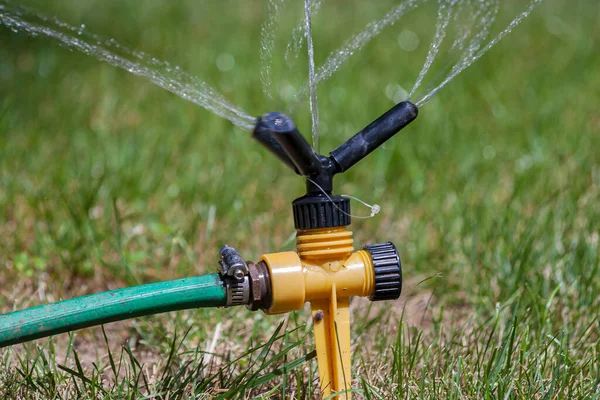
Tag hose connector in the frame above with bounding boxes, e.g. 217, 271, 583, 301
218, 245, 272, 309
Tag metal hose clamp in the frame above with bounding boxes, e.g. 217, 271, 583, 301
219, 245, 251, 307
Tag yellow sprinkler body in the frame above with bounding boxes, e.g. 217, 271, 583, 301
261, 227, 376, 397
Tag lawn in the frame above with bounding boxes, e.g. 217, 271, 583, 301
1, 0, 599, 398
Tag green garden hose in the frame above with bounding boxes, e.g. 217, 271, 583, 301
0, 273, 226, 348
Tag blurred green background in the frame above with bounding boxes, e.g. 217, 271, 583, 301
1, 0, 599, 397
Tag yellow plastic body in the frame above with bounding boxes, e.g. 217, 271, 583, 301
260, 227, 374, 399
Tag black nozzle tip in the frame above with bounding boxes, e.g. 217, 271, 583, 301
253, 111, 322, 177
401, 100, 419, 119
255, 112, 296, 134
382, 101, 419, 128
252, 113, 299, 173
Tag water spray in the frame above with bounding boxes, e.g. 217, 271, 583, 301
0, 102, 418, 398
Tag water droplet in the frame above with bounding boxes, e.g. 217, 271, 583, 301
483, 145, 496, 160
398, 30, 420, 52
167, 184, 180, 198
279, 83, 296, 102
385, 83, 407, 103
517, 155, 533, 172
216, 52, 235, 71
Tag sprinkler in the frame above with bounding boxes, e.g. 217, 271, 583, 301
250, 101, 418, 398
0, 101, 418, 399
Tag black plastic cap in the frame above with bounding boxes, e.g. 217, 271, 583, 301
292, 194, 351, 230
364, 242, 402, 301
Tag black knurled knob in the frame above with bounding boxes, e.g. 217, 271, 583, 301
364, 242, 402, 301
292, 194, 351, 230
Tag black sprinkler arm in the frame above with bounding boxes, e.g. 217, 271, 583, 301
253, 115, 299, 173
330, 101, 419, 173
254, 112, 322, 177
252, 101, 418, 193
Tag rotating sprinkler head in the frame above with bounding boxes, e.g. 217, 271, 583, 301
254, 101, 418, 194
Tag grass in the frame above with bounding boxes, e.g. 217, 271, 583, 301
1, 0, 599, 398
